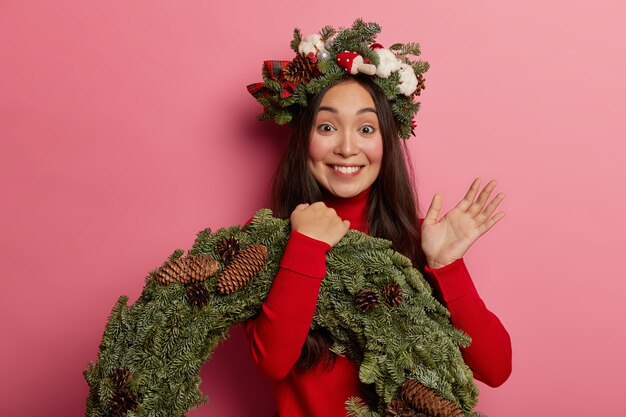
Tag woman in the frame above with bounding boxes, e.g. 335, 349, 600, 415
245, 21, 511, 417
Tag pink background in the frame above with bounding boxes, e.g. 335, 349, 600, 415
1, 1, 625, 416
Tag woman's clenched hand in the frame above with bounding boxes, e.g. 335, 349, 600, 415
290, 202, 350, 247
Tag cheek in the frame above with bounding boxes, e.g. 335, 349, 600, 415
373, 147, 384, 165
308, 135, 328, 163
364, 139, 384, 165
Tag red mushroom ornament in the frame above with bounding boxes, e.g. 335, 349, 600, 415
336, 51, 376, 75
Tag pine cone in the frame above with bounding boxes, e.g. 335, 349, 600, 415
216, 236, 240, 263
154, 255, 219, 285
217, 244, 268, 295
186, 282, 210, 308
186, 254, 219, 283
401, 380, 464, 417
283, 54, 315, 84
356, 288, 379, 313
154, 257, 187, 285
386, 398, 416, 417
383, 283, 403, 307
109, 386, 139, 416
109, 368, 132, 388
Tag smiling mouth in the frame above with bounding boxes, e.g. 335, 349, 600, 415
331, 165, 363, 174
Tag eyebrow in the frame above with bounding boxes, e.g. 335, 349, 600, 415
318, 106, 378, 115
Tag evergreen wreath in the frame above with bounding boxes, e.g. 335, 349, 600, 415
247, 19, 429, 140
84, 209, 482, 417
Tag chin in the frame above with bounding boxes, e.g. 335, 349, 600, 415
327, 186, 364, 198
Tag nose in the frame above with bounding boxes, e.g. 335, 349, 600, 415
334, 130, 358, 157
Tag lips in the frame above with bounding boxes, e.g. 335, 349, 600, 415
331, 165, 363, 175
333, 165, 363, 174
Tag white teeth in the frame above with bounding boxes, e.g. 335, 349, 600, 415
333, 165, 361, 174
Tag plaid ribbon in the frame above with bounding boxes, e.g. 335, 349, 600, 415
247, 60, 297, 99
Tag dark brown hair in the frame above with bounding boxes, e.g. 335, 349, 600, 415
271, 75, 427, 370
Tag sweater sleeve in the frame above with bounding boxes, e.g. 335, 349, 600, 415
244, 230, 331, 380
424, 259, 512, 387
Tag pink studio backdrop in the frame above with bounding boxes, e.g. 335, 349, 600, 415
1, 1, 625, 416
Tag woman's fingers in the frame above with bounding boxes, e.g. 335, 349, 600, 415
293, 203, 310, 211
467, 180, 498, 216
479, 211, 506, 234
457, 178, 481, 211
475, 192, 505, 223
423, 193, 443, 226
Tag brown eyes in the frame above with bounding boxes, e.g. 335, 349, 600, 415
318, 124, 335, 133
359, 125, 375, 134
316, 124, 376, 134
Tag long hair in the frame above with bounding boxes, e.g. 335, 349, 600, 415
271, 75, 427, 370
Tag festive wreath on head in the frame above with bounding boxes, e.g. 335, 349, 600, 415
84, 209, 483, 417
247, 19, 429, 140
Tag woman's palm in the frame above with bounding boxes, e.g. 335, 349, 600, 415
421, 178, 505, 269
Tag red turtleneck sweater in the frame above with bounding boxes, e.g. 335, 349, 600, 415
244, 189, 512, 417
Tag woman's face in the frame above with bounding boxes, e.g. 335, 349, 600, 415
307, 80, 383, 198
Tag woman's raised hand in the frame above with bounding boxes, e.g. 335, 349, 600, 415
290, 202, 350, 247
421, 178, 505, 269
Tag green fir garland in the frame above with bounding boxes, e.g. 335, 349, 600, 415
84, 209, 481, 417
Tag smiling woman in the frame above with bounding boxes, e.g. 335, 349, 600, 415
244, 19, 511, 417
82, 18, 510, 417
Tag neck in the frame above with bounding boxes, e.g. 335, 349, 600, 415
321, 188, 370, 233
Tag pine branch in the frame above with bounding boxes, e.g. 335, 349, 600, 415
274, 110, 292, 125
390, 42, 422, 57
264, 79, 282, 93
408, 62, 428, 76
168, 249, 184, 261
319, 25, 336, 42
306, 71, 344, 95
331, 20, 381, 53
290, 28, 302, 53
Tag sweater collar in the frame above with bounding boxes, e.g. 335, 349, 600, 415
321, 188, 370, 233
